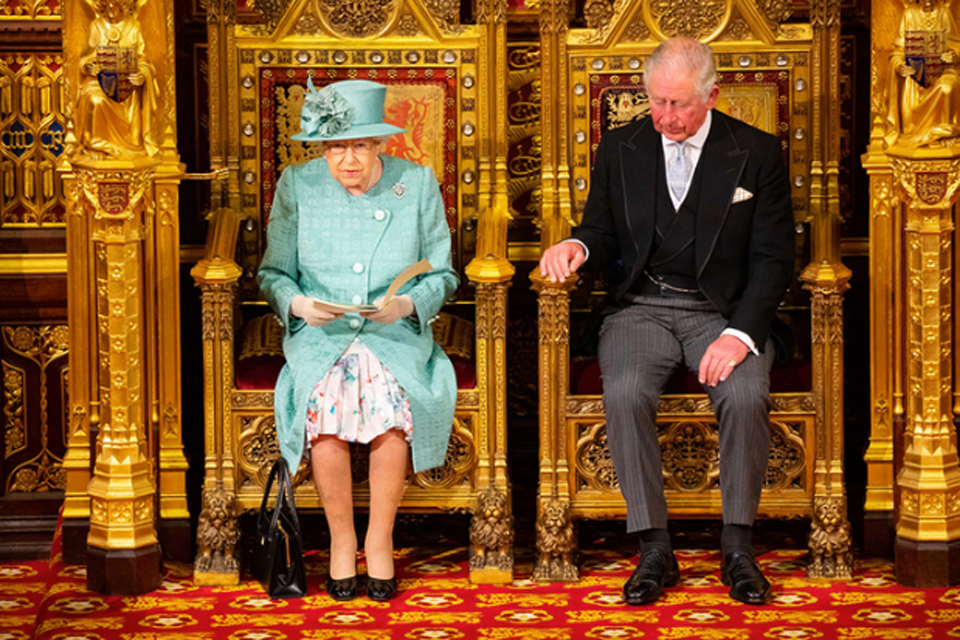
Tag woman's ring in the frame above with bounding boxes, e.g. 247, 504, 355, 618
727, 360, 737, 368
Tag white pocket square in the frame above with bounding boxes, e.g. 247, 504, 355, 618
731, 187, 754, 203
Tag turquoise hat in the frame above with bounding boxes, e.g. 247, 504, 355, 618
291, 78, 406, 142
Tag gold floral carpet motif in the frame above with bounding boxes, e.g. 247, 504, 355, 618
3, 523, 959, 639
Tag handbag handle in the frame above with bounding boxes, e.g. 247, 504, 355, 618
259, 458, 302, 542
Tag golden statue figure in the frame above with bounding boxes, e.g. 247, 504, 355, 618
885, 0, 960, 147
74, 0, 159, 158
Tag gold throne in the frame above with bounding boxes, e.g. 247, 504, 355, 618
531, 0, 853, 581
190, 0, 515, 585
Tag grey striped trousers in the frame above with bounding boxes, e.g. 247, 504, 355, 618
597, 295, 774, 532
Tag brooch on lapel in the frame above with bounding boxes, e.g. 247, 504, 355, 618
392, 182, 407, 199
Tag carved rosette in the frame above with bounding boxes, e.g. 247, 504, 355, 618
650, 0, 726, 40
660, 422, 720, 493
534, 497, 578, 582
807, 495, 853, 578
320, 0, 394, 38
469, 488, 514, 573
194, 486, 240, 581
583, 0, 614, 30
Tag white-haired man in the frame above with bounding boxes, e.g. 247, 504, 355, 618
540, 37, 794, 605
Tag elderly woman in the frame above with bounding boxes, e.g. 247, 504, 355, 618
257, 79, 459, 602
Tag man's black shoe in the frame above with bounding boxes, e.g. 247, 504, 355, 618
622, 548, 680, 605
720, 551, 771, 605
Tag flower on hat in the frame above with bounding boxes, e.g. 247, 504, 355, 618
299, 77, 355, 140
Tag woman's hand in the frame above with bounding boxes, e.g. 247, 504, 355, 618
290, 295, 343, 327
360, 295, 414, 324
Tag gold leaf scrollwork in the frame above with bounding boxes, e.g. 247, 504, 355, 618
320, 0, 394, 38
757, 0, 793, 24
660, 421, 720, 493
583, 0, 615, 30
424, 0, 462, 33
764, 420, 806, 490
717, 17, 755, 42
294, 12, 322, 36
415, 416, 477, 489
623, 15, 650, 42
576, 422, 618, 492
247, 0, 292, 30
3, 361, 25, 458
650, 0, 726, 40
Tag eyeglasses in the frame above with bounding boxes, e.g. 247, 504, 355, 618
324, 140, 379, 156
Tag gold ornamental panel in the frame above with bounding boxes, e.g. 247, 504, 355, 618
235, 406, 478, 493
2, 325, 68, 492
0, 52, 66, 227
0, 0, 60, 19
568, 400, 813, 500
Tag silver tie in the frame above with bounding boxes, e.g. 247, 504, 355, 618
667, 142, 691, 204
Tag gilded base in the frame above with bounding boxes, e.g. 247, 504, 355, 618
469, 567, 514, 585
194, 569, 241, 587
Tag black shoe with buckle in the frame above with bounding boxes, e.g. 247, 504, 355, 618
622, 548, 680, 605
366, 576, 398, 602
720, 551, 771, 605
326, 575, 358, 601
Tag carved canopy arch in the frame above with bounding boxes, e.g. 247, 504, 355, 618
574, 0, 795, 47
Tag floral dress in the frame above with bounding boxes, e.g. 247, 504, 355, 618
304, 338, 414, 446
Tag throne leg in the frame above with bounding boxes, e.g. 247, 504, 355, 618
468, 488, 514, 584
533, 497, 578, 582
193, 486, 240, 586
806, 495, 854, 579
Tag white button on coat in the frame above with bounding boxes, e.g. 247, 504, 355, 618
353, 262, 364, 273
349, 318, 361, 329
374, 210, 386, 221
352, 295, 363, 305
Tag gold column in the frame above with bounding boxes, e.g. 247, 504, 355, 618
191, 208, 242, 586
800, 0, 853, 578
891, 148, 960, 587
154, 133, 190, 553
861, 143, 899, 552
531, 272, 578, 582
72, 156, 162, 594
62, 0, 184, 589
464, 0, 515, 585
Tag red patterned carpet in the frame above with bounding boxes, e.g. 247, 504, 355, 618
3, 517, 960, 640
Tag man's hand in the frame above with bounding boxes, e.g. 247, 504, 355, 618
290, 295, 343, 327
698, 334, 750, 387
942, 50, 957, 65
539, 241, 586, 283
360, 295, 414, 324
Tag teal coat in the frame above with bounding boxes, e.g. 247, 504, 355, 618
257, 154, 459, 473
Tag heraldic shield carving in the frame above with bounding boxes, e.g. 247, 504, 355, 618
96, 43, 137, 103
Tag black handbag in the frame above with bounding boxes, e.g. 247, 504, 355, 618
251, 457, 307, 598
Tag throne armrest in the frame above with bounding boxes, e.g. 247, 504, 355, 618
190, 207, 243, 285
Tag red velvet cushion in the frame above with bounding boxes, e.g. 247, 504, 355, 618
572, 358, 811, 396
